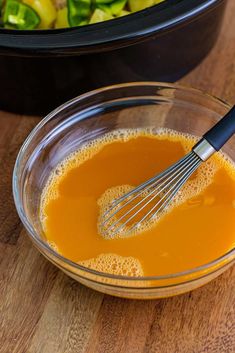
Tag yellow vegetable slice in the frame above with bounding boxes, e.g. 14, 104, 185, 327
128, 0, 164, 12
89, 8, 113, 24
118, 10, 130, 17
55, 7, 68, 28
23, 0, 57, 28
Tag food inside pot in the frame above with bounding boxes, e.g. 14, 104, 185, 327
0, 0, 165, 30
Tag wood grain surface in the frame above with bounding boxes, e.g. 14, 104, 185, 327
1, 1, 235, 352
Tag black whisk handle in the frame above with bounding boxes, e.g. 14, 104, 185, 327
203, 105, 235, 151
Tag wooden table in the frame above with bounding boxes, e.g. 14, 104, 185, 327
1, 2, 235, 352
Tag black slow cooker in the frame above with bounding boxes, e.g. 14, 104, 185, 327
0, 0, 227, 115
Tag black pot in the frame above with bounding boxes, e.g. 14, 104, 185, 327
0, 0, 227, 115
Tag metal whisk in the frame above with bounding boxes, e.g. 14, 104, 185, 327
102, 105, 235, 237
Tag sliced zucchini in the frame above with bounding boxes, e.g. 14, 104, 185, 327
97, 0, 127, 16
89, 8, 113, 24
55, 6, 68, 28
128, 0, 164, 12
23, 0, 56, 29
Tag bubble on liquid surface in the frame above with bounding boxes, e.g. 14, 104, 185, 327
40, 127, 235, 273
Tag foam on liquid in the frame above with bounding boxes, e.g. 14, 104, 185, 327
40, 128, 235, 276
79, 253, 144, 276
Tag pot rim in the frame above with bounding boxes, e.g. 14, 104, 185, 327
0, 0, 222, 54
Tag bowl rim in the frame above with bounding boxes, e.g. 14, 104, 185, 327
12, 81, 235, 283
0, 0, 222, 53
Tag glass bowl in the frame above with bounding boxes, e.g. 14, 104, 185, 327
13, 82, 235, 299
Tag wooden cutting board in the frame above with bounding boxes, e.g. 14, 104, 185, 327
1, 1, 235, 352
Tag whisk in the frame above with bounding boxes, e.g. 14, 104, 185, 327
102, 105, 235, 237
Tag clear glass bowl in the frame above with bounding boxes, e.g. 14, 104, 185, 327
13, 82, 235, 299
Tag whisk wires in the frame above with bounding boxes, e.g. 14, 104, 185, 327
101, 151, 202, 237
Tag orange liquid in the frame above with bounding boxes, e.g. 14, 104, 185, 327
41, 129, 235, 276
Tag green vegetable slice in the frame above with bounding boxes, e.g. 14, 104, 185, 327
97, 0, 127, 16
3, 0, 40, 29
95, 0, 113, 3
67, 0, 91, 27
